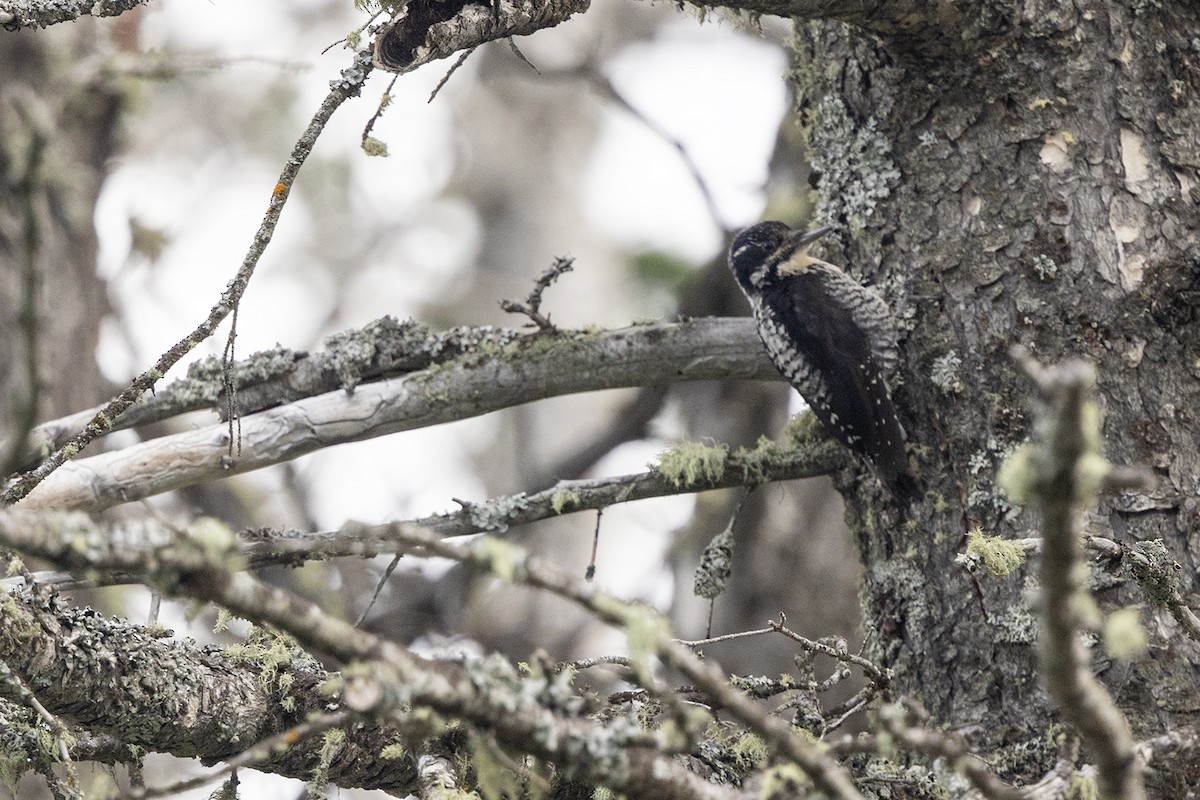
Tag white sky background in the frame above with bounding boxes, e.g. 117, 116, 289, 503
84, 3, 790, 796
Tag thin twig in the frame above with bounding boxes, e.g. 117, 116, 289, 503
507, 38, 539, 72
768, 615, 891, 685
551, 655, 634, 674
429, 48, 476, 102
500, 256, 575, 330
356, 552, 403, 627
585, 508, 602, 580
363, 71, 400, 145
675, 626, 775, 648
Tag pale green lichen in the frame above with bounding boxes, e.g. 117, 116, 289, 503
727, 729, 768, 770
1066, 773, 1099, 800
186, 517, 239, 561
225, 626, 305, 705
654, 441, 728, 488
1074, 451, 1110, 506
473, 538, 523, 582
312, 728, 346, 790
465, 494, 530, 533
621, 605, 670, 684
361, 136, 389, 157
550, 489, 580, 514
472, 734, 523, 800
997, 444, 1037, 505
759, 763, 809, 799
780, 412, 840, 465
965, 527, 1026, 577
1104, 607, 1148, 662
380, 743, 405, 759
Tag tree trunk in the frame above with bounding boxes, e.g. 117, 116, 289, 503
0, 24, 117, 439
789, 1, 1200, 789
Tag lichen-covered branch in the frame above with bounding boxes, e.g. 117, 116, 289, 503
0, 515, 744, 799
0, 589, 419, 793
1124, 538, 1200, 643
1, 430, 839, 590
1015, 352, 1145, 800
876, 703, 1024, 800
0, 0, 149, 30
373, 0, 590, 74
15, 319, 784, 512
6, 318, 520, 469
383, 528, 866, 799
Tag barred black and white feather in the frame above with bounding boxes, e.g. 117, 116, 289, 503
729, 221, 915, 498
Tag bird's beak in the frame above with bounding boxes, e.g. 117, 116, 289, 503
788, 225, 834, 248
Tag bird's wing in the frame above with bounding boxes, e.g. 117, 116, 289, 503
810, 263, 900, 377
761, 266, 908, 479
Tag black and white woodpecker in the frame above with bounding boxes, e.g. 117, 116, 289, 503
729, 221, 917, 498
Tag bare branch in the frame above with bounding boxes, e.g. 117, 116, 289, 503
15, 319, 785, 512
500, 256, 575, 330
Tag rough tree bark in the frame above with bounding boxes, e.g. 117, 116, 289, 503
777, 0, 1200, 792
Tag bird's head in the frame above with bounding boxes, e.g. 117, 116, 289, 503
729, 222, 833, 289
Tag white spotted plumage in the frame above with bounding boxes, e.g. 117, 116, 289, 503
728, 221, 916, 498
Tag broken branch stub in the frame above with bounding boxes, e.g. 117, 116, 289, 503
373, 0, 591, 74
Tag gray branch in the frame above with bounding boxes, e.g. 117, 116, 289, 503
10, 318, 523, 469
15, 318, 780, 512
0, 0, 149, 30
1, 430, 839, 591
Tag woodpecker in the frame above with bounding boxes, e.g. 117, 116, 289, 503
728, 221, 917, 498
